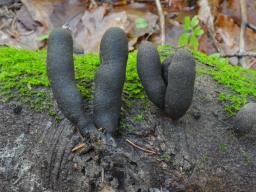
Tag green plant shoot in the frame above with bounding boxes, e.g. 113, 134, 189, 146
178, 16, 204, 50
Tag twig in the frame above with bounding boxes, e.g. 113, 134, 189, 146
248, 59, 256, 68
247, 23, 256, 32
125, 139, 156, 154
0, 22, 8, 30
239, 0, 247, 67
198, 0, 222, 53
71, 143, 86, 153
90, 0, 98, 8
101, 167, 104, 183
221, 51, 256, 57
155, 0, 165, 45
207, 30, 222, 53
19, 30, 35, 36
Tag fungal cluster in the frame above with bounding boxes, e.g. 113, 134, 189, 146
47, 27, 196, 143
137, 41, 196, 120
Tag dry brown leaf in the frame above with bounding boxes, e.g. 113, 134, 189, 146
114, 3, 159, 49
0, 21, 45, 50
0, 4, 43, 49
167, 0, 187, 11
220, 0, 256, 26
1, 1, 159, 51
198, 0, 256, 58
21, 0, 88, 31
198, 33, 217, 54
74, 4, 159, 52
0, 0, 89, 49
215, 14, 240, 54
126, 12, 158, 38
16, 6, 38, 30
198, 0, 215, 31
248, 59, 256, 69
74, 6, 131, 53
215, 12, 256, 54
100, 186, 115, 192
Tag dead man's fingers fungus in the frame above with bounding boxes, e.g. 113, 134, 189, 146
47, 28, 95, 136
164, 48, 196, 120
137, 44, 195, 120
233, 102, 256, 135
93, 27, 128, 135
137, 41, 166, 109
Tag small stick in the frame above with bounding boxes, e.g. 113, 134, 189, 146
239, 0, 247, 67
155, 0, 165, 45
19, 30, 35, 36
221, 51, 256, 58
198, 0, 222, 53
71, 143, 86, 153
247, 23, 256, 32
90, 0, 98, 8
125, 138, 156, 154
101, 167, 104, 183
208, 30, 222, 53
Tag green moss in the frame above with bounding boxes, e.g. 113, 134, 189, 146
192, 51, 256, 115
0, 47, 144, 113
0, 47, 53, 112
241, 149, 253, 166
74, 54, 100, 100
201, 153, 209, 162
134, 113, 144, 121
125, 51, 145, 99
160, 153, 174, 164
0, 46, 255, 116
218, 143, 229, 154
118, 111, 136, 136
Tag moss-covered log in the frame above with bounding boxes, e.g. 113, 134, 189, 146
0, 46, 256, 192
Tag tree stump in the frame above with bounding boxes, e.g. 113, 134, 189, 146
0, 74, 256, 191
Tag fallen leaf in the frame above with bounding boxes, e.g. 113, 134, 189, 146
215, 14, 239, 54
101, 186, 115, 192
167, 0, 188, 11
74, 6, 131, 53
16, 5, 39, 30
198, 0, 215, 32
1, 1, 159, 51
21, 0, 88, 31
198, 33, 217, 54
220, 0, 256, 26
115, 3, 158, 49
198, 0, 256, 60
127, 11, 158, 38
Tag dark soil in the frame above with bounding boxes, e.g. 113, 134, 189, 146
0, 73, 256, 192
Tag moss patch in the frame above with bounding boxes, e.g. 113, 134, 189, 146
0, 46, 255, 116
0, 48, 52, 112
192, 51, 256, 115
0, 47, 144, 114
